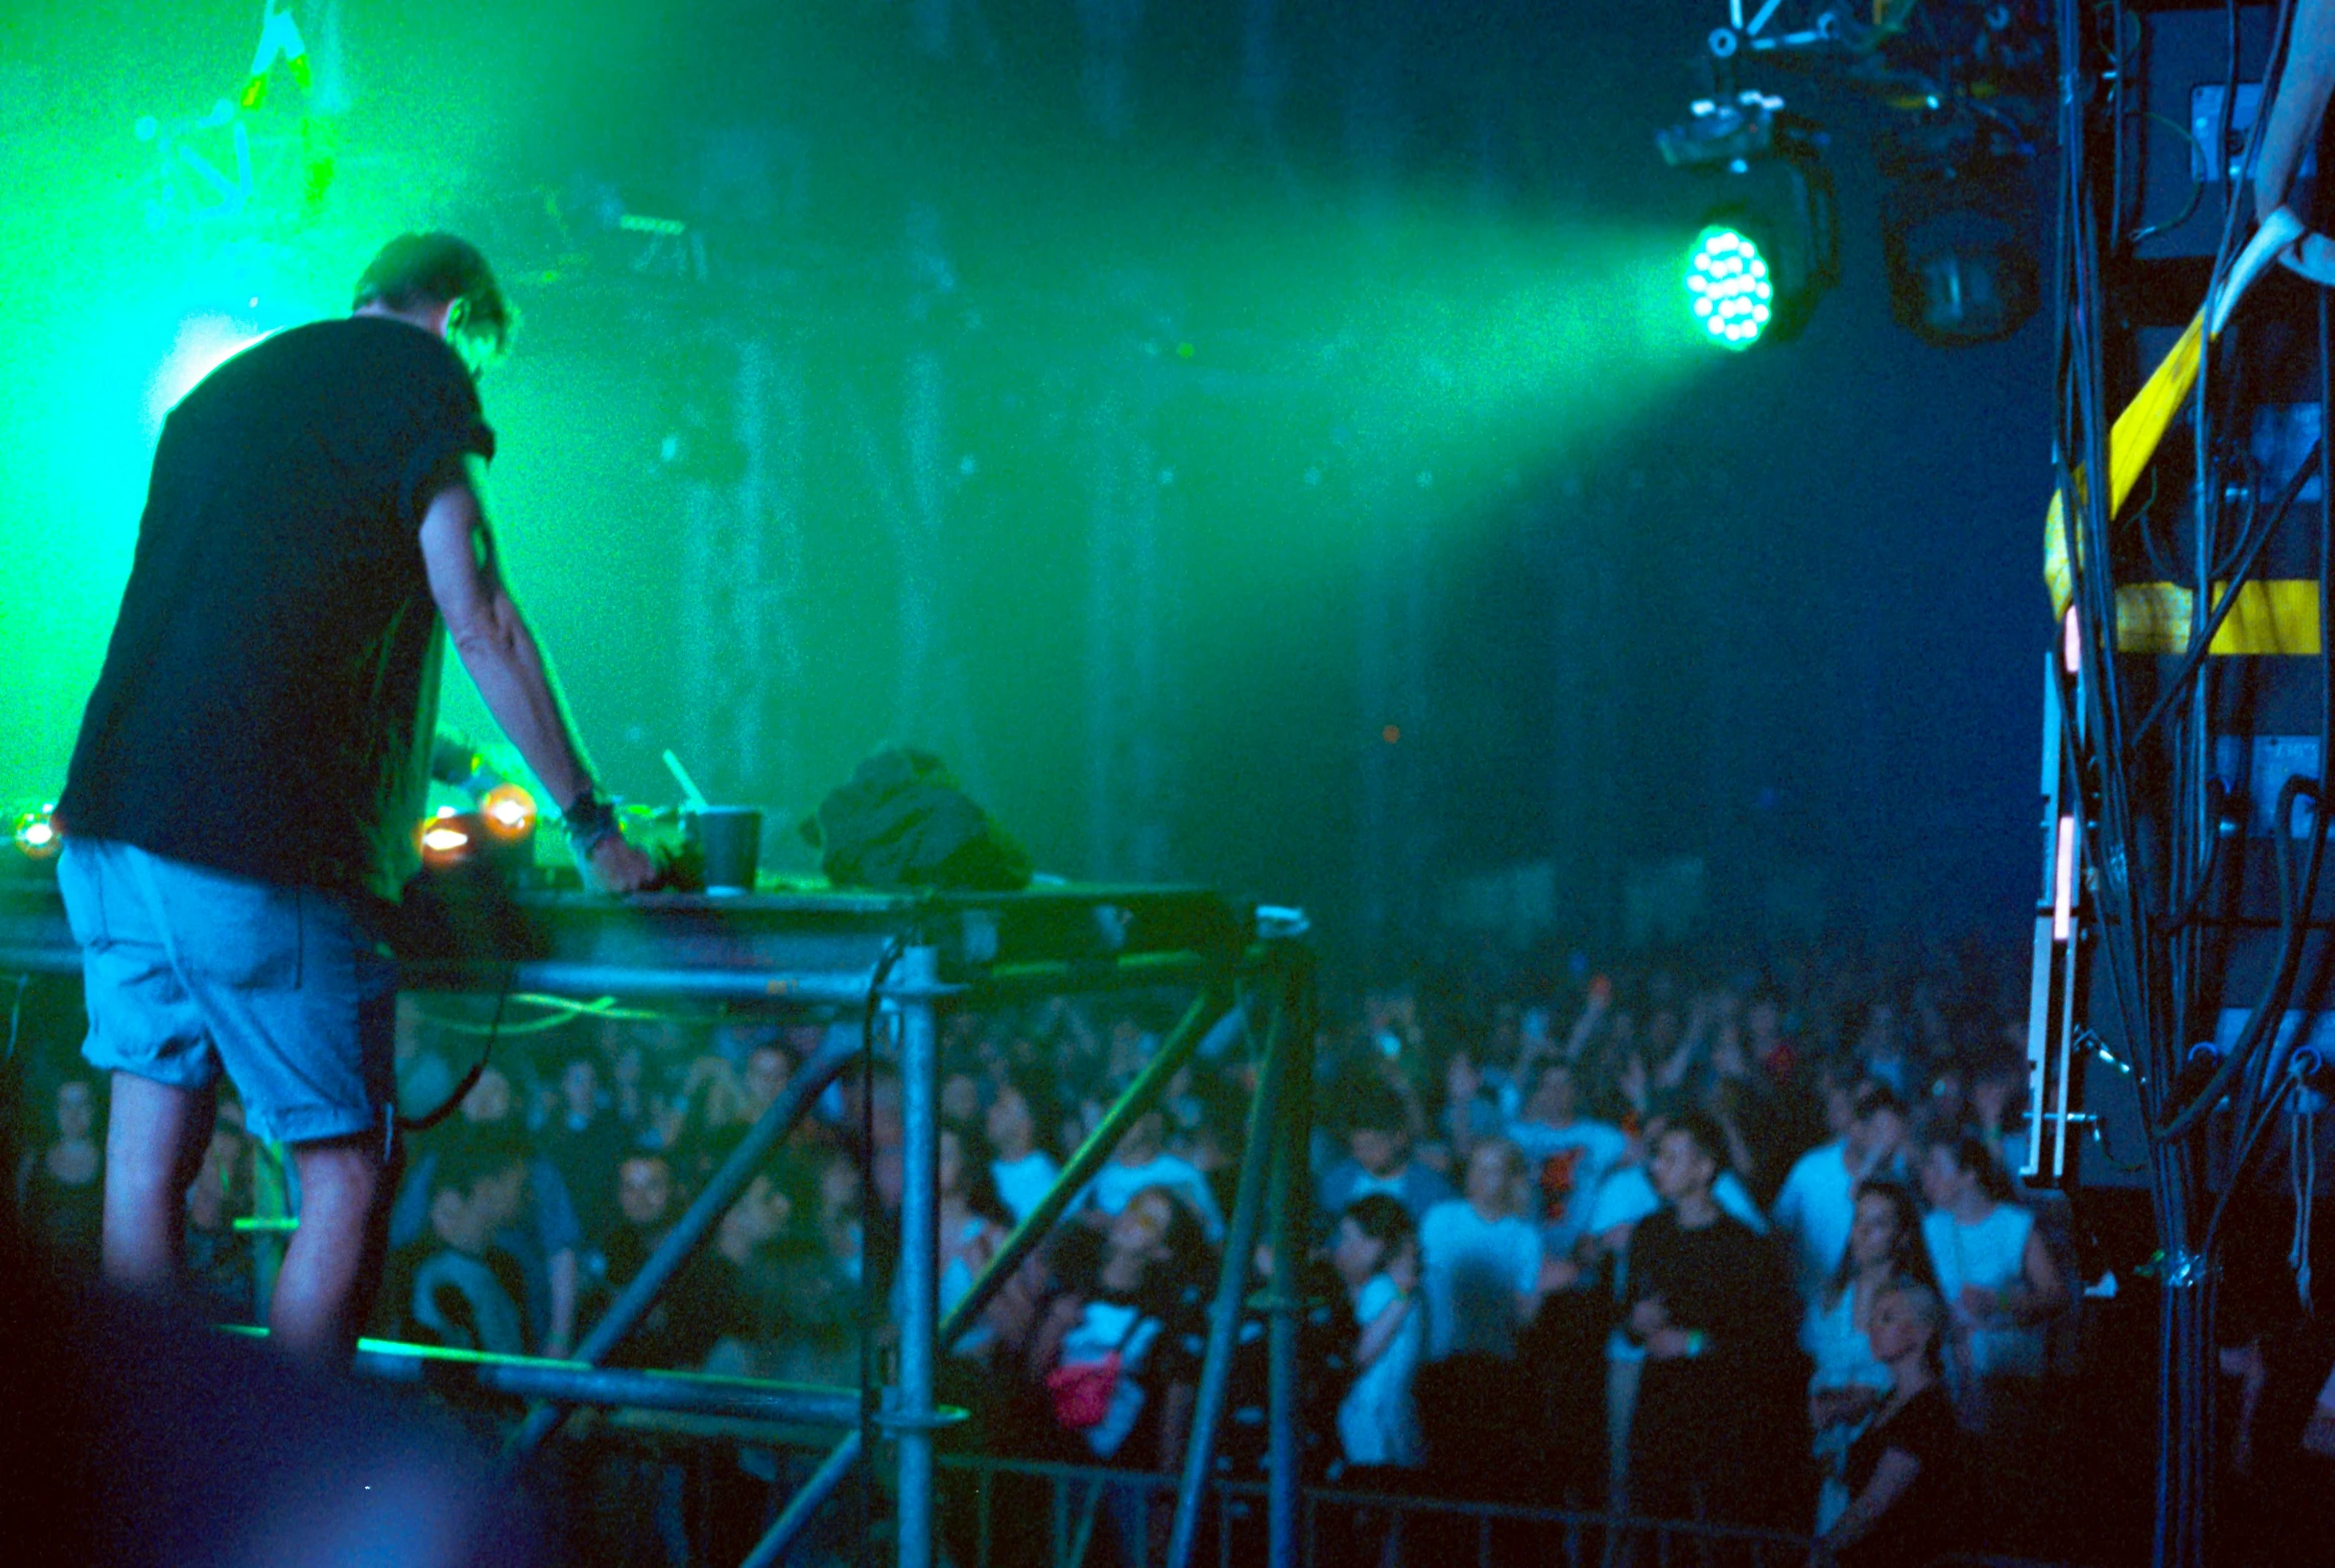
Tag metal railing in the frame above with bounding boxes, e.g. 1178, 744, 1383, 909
924, 1452, 2095, 1568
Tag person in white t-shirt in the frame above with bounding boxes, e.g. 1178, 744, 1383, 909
1772, 1080, 1908, 1302
1329, 1193, 1425, 1470
1503, 1061, 1629, 1262
1419, 1138, 1545, 1363
1917, 1129, 2067, 1553
984, 1074, 1061, 1226
1075, 1109, 1225, 1243
1317, 1077, 1456, 1225
1917, 1131, 2066, 1424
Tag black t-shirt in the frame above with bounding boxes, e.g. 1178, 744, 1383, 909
60, 316, 495, 902
1627, 1206, 1798, 1370
1838, 1383, 1961, 1568
1626, 1207, 1801, 1472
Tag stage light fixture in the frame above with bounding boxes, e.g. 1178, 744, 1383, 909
1685, 227, 1775, 351
1880, 179, 2040, 346
1664, 99, 1838, 351
1869, 123, 2042, 347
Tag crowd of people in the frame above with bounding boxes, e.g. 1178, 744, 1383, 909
12, 938, 2318, 1564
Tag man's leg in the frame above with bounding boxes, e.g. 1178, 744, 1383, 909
101, 1072, 216, 1292
271, 1131, 394, 1366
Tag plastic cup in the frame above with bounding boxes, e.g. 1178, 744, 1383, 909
687, 806, 763, 894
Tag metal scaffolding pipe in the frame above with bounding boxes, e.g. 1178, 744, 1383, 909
739, 983, 1242, 1568
1164, 978, 1293, 1568
740, 1418, 863, 1568
963, 953, 1216, 1001
894, 944, 942, 1568
357, 1340, 954, 1427
1264, 949, 1314, 1568
941, 988, 1243, 1349
401, 960, 954, 1007
509, 1018, 861, 1455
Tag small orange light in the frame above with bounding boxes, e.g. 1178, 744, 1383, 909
480, 783, 536, 839
12, 805, 62, 860
420, 810, 473, 862
1382, 725, 1401, 745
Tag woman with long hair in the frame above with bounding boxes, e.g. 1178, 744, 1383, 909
15, 1074, 105, 1274
1805, 1180, 1937, 1530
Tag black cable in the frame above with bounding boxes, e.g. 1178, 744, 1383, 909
2134, 435, 2324, 747
399, 965, 514, 1132
2129, 114, 2208, 248
2203, 1064, 2302, 1261
2051, 0, 2157, 1115
2158, 775, 2325, 1140
2196, 292, 2335, 1142
2160, 789, 2232, 937
2088, 1101, 2154, 1175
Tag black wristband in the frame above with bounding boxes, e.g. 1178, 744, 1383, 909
562, 787, 621, 854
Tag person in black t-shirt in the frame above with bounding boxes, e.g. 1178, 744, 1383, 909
374, 1129, 534, 1357
1624, 1110, 1802, 1534
540, 1053, 632, 1248
1817, 1280, 1961, 1567
55, 232, 654, 1366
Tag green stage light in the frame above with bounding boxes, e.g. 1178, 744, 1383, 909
1685, 227, 1775, 351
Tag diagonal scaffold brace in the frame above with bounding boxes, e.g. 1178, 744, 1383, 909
737, 971, 1282, 1568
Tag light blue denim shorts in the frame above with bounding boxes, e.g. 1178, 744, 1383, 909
59, 837, 397, 1145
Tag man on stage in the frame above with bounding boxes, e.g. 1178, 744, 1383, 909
54, 231, 654, 1362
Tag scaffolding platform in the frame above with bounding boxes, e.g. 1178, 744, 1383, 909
0, 872, 1316, 1568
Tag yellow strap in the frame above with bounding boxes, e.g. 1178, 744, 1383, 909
2111, 579, 2323, 655
2044, 310, 2206, 617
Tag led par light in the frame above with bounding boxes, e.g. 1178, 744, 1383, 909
1664, 97, 1838, 352
1686, 226, 1776, 350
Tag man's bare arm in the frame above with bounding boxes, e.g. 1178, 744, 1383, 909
418, 463, 653, 892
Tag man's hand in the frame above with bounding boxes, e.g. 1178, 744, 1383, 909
1643, 1328, 1694, 1361
586, 833, 657, 893
1629, 1294, 1670, 1340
